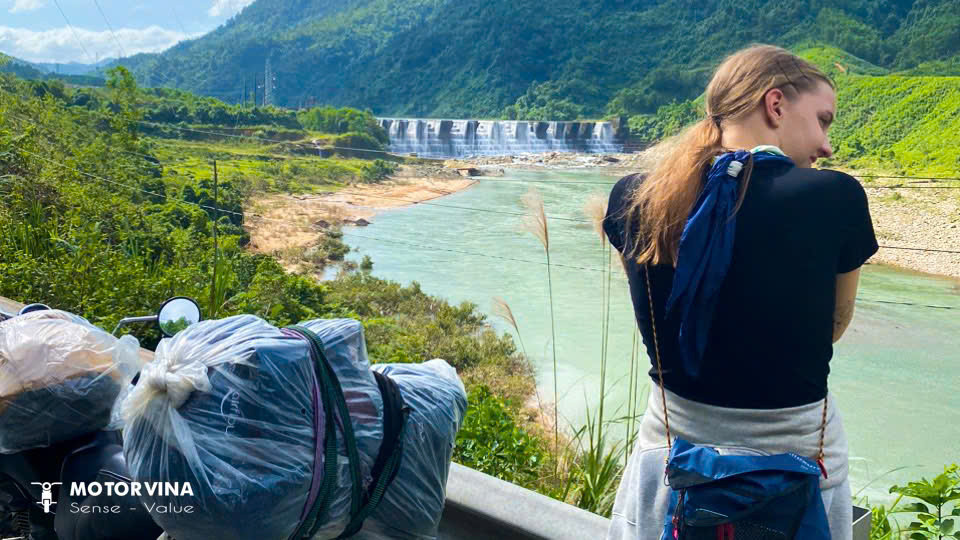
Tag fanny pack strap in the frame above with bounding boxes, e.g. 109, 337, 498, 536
642, 265, 828, 476
285, 325, 408, 539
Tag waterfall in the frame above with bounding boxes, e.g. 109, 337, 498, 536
377, 118, 624, 158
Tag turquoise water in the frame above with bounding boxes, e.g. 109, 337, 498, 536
342, 168, 960, 503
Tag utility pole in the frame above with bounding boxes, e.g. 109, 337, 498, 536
242, 77, 246, 107
253, 74, 258, 108
210, 160, 219, 317
264, 58, 273, 107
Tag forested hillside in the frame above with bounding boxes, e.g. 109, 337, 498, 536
629, 47, 960, 175
113, 0, 960, 119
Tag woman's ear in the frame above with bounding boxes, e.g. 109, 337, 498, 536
764, 88, 785, 128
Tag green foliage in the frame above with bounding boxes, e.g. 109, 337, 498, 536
359, 255, 374, 272
104, 66, 142, 146
0, 53, 105, 86
560, 406, 625, 517
137, 87, 299, 129
829, 75, 960, 175
504, 81, 588, 121
454, 386, 548, 486
629, 71, 960, 177
114, 0, 960, 118
297, 106, 387, 143
606, 67, 710, 117
628, 100, 702, 142
227, 257, 337, 326
329, 132, 385, 158
797, 45, 890, 78
159, 316, 194, 336
324, 273, 520, 371
360, 159, 397, 183
870, 465, 960, 540
807, 8, 890, 65
305, 227, 350, 265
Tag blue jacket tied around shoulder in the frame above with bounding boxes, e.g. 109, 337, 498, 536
666, 149, 794, 378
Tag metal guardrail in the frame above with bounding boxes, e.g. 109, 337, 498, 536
440, 463, 610, 539
0, 295, 872, 539
440, 462, 872, 540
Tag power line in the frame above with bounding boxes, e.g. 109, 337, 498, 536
13, 148, 959, 310
879, 245, 960, 254
91, 0, 127, 60
857, 175, 960, 182
858, 298, 958, 310
51, 0, 94, 66
333, 189, 590, 223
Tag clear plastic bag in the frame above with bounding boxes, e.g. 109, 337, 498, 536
0, 310, 141, 453
361, 359, 467, 540
122, 315, 466, 540
122, 315, 317, 540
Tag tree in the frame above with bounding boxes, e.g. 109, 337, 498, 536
105, 66, 142, 146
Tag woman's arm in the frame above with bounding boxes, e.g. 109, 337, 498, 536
833, 268, 861, 343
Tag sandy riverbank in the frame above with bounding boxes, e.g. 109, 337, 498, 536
863, 183, 960, 280
244, 166, 477, 268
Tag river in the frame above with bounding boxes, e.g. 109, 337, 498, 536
342, 167, 960, 504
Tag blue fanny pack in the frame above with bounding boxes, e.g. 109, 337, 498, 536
659, 439, 831, 540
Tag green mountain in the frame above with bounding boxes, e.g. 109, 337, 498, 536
118, 0, 960, 119
0, 54, 105, 86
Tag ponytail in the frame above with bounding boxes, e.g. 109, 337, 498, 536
624, 117, 723, 266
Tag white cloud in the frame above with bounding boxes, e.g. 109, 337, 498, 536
207, 0, 254, 17
9, 0, 46, 13
0, 25, 197, 64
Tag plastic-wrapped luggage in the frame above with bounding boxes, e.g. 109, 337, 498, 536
121, 315, 466, 540
361, 359, 467, 539
0, 310, 140, 453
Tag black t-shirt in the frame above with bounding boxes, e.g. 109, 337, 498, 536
604, 167, 879, 409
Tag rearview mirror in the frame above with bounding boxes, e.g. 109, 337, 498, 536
157, 297, 201, 337
18, 303, 51, 315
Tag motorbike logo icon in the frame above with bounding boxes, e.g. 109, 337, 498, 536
30, 482, 62, 513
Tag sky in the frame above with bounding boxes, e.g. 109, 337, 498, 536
0, 0, 255, 64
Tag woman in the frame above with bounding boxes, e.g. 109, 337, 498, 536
604, 45, 877, 540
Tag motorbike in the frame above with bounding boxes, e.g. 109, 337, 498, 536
0, 298, 201, 540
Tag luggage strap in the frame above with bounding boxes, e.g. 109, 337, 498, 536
285, 325, 408, 539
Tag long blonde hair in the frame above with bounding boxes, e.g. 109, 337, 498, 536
624, 45, 833, 266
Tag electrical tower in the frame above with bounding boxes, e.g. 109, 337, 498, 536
264, 58, 277, 106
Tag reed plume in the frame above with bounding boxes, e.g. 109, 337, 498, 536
522, 188, 549, 251
583, 194, 608, 245
492, 296, 527, 357
584, 193, 613, 459
521, 187, 559, 454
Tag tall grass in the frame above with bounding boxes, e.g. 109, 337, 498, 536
522, 187, 559, 454
507, 189, 631, 515
493, 296, 547, 416
584, 195, 612, 439
560, 403, 626, 517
